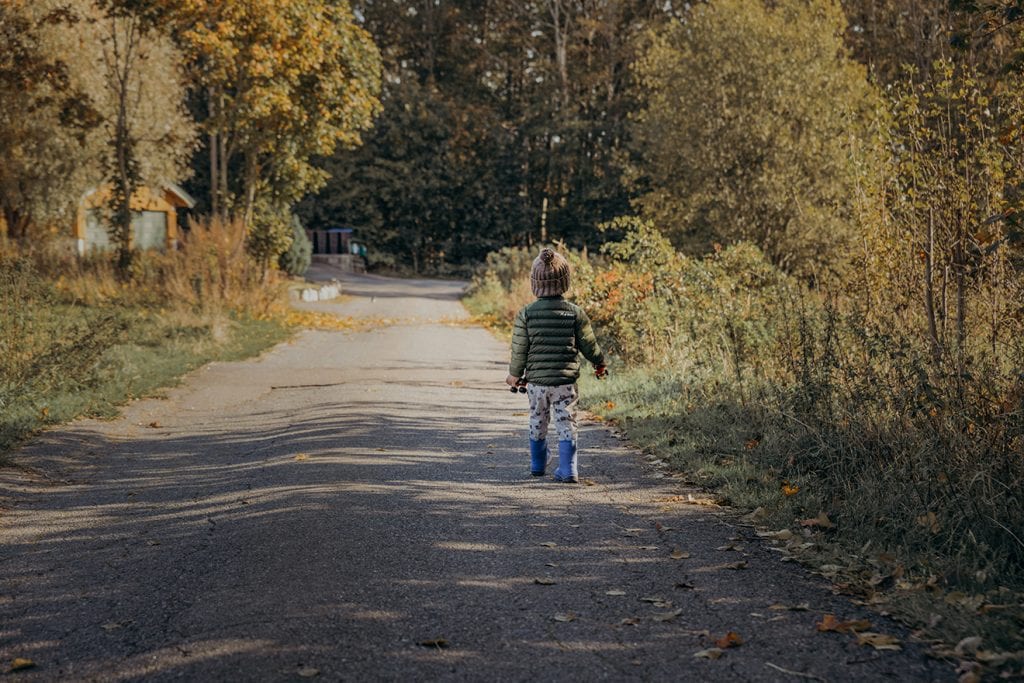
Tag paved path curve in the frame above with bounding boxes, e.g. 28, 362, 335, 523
1, 271, 951, 681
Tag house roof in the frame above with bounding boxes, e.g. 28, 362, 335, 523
80, 183, 197, 209
164, 183, 196, 209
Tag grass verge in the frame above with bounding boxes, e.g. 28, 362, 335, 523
577, 368, 1024, 671
0, 303, 290, 461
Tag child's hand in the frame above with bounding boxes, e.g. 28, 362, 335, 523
595, 364, 608, 379
506, 374, 521, 387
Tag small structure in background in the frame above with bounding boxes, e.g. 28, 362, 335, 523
306, 226, 366, 272
76, 184, 196, 256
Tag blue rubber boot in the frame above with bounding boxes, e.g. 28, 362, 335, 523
529, 439, 548, 476
553, 440, 578, 483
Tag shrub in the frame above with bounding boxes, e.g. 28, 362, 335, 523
278, 215, 312, 277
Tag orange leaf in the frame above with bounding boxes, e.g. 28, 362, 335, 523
714, 631, 744, 649
800, 512, 834, 529
781, 482, 800, 496
817, 614, 872, 633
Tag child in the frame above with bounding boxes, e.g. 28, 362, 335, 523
506, 247, 607, 483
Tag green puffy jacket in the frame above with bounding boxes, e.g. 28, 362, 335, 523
509, 296, 606, 386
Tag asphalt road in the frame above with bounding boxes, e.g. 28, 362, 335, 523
0, 271, 953, 681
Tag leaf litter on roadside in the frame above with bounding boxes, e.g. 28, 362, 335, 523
715, 632, 744, 649
9, 658, 35, 672
816, 614, 871, 633
855, 632, 902, 651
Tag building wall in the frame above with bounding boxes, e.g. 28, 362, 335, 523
75, 186, 186, 255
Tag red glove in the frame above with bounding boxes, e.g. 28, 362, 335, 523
595, 365, 608, 379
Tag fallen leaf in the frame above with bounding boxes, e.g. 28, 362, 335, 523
781, 482, 800, 496
651, 601, 674, 608
9, 658, 35, 672
652, 609, 683, 622
147, 421, 161, 428
916, 511, 940, 534
655, 522, 676, 532
769, 602, 810, 611
724, 561, 748, 570
539, 542, 557, 548
716, 543, 742, 552
765, 663, 826, 681
856, 632, 902, 651
640, 596, 665, 603
744, 438, 760, 450
816, 615, 871, 633
800, 512, 834, 529
552, 613, 576, 622
694, 648, 724, 660
533, 578, 556, 586
757, 529, 794, 541
675, 581, 696, 590
606, 401, 615, 410
294, 454, 310, 461
417, 639, 448, 649
638, 545, 659, 551
620, 617, 640, 626
974, 650, 1024, 665
954, 636, 983, 656
100, 621, 131, 631
297, 667, 320, 677
605, 590, 627, 596
544, 562, 558, 568
715, 632, 744, 649
670, 548, 690, 560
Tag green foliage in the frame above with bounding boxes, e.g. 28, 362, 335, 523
629, 0, 884, 278
278, 215, 311, 277
246, 202, 294, 274
462, 246, 537, 332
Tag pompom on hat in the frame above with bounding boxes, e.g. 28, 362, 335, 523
530, 247, 570, 297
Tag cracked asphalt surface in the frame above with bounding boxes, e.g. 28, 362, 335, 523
0, 270, 953, 681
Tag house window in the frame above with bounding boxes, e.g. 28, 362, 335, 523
85, 209, 111, 251
85, 209, 168, 251
133, 211, 167, 251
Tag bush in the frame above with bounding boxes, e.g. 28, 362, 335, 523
470, 219, 1024, 610
278, 215, 312, 277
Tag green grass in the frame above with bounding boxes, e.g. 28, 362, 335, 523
578, 367, 1024, 659
0, 305, 290, 461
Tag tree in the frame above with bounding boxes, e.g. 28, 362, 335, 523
92, 5, 195, 273
0, 0, 193, 260
628, 0, 884, 279
0, 2, 101, 241
160, 0, 382, 227
874, 60, 1024, 359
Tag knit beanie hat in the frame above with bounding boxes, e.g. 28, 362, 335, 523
531, 247, 570, 297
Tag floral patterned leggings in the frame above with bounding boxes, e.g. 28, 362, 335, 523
526, 383, 578, 443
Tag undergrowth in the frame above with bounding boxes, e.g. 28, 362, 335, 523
465, 221, 1024, 666
0, 218, 293, 459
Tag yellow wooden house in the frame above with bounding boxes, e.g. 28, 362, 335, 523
75, 184, 196, 255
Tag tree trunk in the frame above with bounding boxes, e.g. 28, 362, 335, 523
209, 88, 219, 217
924, 207, 941, 361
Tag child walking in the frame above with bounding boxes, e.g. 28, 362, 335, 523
506, 248, 607, 483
